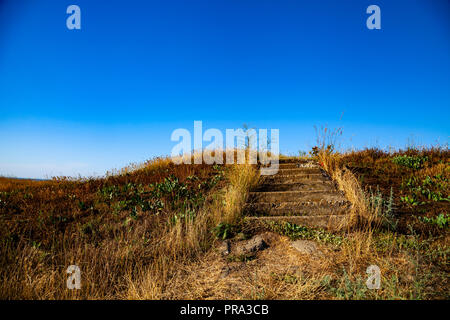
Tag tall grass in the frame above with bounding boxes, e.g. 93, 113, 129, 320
314, 126, 381, 230
0, 150, 258, 299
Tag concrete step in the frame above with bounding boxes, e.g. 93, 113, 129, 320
262, 167, 322, 175
278, 158, 311, 164
278, 163, 318, 169
278, 163, 302, 169
261, 173, 328, 184
253, 181, 335, 192
248, 190, 346, 203
244, 201, 351, 216
245, 215, 347, 230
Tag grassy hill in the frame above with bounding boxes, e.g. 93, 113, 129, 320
0, 147, 448, 299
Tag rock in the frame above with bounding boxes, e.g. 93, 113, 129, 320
235, 235, 268, 255
290, 240, 320, 255
218, 240, 230, 256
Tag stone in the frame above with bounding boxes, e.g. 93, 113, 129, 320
290, 240, 320, 255
235, 235, 268, 255
218, 240, 230, 256
244, 235, 267, 253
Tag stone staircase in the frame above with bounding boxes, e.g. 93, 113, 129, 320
244, 159, 351, 229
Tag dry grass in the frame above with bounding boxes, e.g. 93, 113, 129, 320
0, 150, 258, 299
153, 226, 435, 300
125, 161, 259, 299
318, 152, 382, 230
0, 143, 448, 300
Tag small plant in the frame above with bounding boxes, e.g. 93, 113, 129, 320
212, 222, 234, 240
266, 221, 342, 246
401, 175, 449, 206
419, 213, 449, 229
313, 125, 343, 155
366, 186, 398, 230
391, 155, 428, 170
298, 150, 308, 159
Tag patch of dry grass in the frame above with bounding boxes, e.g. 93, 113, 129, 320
0, 150, 258, 299
125, 161, 259, 299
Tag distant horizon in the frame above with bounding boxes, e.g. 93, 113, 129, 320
1, 137, 448, 180
1, 0, 449, 179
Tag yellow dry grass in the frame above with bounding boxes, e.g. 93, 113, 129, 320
124, 159, 259, 299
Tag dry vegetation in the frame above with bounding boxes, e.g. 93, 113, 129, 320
0, 152, 258, 299
311, 129, 449, 299
0, 141, 448, 300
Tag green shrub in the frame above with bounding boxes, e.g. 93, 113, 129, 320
212, 222, 235, 240
419, 213, 449, 229
392, 155, 428, 170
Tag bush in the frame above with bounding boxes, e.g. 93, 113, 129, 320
392, 155, 428, 170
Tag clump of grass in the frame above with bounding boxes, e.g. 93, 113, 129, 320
264, 221, 343, 246
392, 155, 428, 170
419, 213, 449, 229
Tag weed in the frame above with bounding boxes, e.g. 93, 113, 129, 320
212, 222, 235, 240
392, 155, 428, 170
419, 213, 449, 229
265, 221, 343, 246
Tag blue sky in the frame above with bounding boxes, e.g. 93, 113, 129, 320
0, 0, 449, 178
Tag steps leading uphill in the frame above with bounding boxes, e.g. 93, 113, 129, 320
244, 160, 351, 229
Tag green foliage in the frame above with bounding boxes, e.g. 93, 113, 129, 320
98, 168, 224, 222
266, 221, 342, 246
367, 186, 398, 230
392, 155, 428, 170
320, 270, 369, 300
212, 222, 235, 240
419, 213, 450, 229
400, 174, 449, 206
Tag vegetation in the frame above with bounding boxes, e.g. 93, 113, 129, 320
0, 136, 448, 300
0, 152, 258, 299
310, 126, 448, 299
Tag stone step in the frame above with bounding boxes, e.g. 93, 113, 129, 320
248, 190, 346, 203
278, 163, 318, 169
278, 158, 312, 164
261, 173, 327, 184
253, 181, 335, 192
278, 163, 302, 169
245, 215, 347, 230
244, 201, 351, 216
262, 167, 322, 175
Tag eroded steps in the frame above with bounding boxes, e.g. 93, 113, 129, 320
244, 201, 350, 216
245, 160, 350, 230
248, 190, 347, 203
253, 181, 335, 192
245, 215, 347, 229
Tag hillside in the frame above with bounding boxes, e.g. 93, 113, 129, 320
0, 148, 448, 299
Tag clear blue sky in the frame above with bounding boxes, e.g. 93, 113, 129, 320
1, 0, 449, 178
